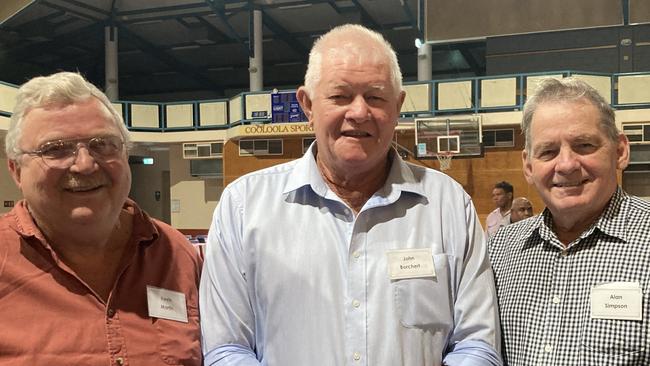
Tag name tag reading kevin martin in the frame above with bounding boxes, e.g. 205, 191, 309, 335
147, 285, 188, 323
591, 282, 642, 321
387, 248, 436, 280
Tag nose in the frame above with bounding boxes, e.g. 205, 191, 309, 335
345, 95, 370, 124
69, 146, 99, 174
554, 147, 580, 174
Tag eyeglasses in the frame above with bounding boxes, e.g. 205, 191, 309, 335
21, 136, 125, 169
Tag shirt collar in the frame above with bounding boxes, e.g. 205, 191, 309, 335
521, 186, 629, 244
9, 198, 159, 247
282, 143, 427, 201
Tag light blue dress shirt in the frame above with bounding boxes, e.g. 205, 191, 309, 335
200, 146, 502, 366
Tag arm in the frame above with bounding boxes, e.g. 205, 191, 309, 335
443, 198, 503, 366
200, 187, 262, 366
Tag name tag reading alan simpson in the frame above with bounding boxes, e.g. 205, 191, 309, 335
591, 282, 643, 321
387, 248, 435, 280
147, 286, 188, 323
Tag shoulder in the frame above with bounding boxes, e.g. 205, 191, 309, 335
488, 215, 539, 260
403, 161, 470, 199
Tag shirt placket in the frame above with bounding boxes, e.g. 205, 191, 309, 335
346, 212, 367, 366
106, 304, 129, 365
539, 244, 570, 366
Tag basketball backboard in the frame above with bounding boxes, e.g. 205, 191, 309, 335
415, 115, 482, 159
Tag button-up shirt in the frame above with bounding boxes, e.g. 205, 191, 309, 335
489, 187, 650, 365
200, 147, 502, 366
485, 207, 510, 238
0, 199, 202, 366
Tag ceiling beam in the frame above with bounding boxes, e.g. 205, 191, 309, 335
116, 23, 225, 94
260, 9, 309, 57
204, 0, 250, 56
350, 0, 380, 29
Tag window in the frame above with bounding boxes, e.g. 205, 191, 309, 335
190, 158, 223, 177
183, 141, 224, 158
623, 124, 650, 142
302, 138, 316, 153
482, 129, 515, 148
239, 139, 284, 156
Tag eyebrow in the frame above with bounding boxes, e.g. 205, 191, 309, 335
330, 82, 387, 91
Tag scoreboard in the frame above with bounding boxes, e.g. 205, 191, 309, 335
271, 91, 307, 123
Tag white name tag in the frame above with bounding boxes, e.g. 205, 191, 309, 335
386, 248, 436, 280
147, 286, 188, 323
590, 282, 642, 321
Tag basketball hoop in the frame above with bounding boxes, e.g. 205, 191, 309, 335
436, 152, 454, 171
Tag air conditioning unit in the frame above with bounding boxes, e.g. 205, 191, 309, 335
183, 141, 223, 159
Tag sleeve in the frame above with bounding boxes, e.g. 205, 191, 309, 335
199, 185, 262, 366
443, 196, 503, 366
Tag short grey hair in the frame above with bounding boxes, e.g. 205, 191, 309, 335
5, 71, 131, 160
522, 77, 618, 154
303, 24, 403, 98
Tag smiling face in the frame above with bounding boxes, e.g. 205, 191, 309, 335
510, 198, 533, 223
522, 99, 629, 230
8, 98, 131, 232
297, 34, 405, 180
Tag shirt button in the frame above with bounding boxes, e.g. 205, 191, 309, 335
353, 352, 361, 361
352, 300, 360, 308
107, 309, 116, 318
353, 251, 360, 259
561, 250, 568, 257
116, 357, 124, 365
552, 296, 561, 304
544, 344, 553, 353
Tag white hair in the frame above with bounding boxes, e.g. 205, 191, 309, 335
6, 71, 131, 160
303, 24, 403, 98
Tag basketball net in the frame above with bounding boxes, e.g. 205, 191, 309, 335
436, 152, 454, 171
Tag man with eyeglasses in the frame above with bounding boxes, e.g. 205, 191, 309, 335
0, 72, 202, 366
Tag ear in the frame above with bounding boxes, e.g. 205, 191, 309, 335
8, 159, 22, 189
615, 133, 630, 170
522, 149, 534, 185
296, 86, 314, 127
396, 90, 406, 114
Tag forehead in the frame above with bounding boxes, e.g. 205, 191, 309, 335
532, 100, 600, 130
319, 38, 391, 78
22, 98, 118, 142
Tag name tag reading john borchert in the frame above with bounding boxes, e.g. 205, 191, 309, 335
387, 248, 436, 280
146, 286, 188, 323
591, 282, 643, 321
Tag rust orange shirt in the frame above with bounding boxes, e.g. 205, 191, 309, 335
0, 199, 202, 366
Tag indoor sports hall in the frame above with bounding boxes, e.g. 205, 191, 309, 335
1, 0, 649, 239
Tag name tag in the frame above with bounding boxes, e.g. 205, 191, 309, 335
147, 286, 188, 323
386, 248, 436, 280
590, 282, 642, 321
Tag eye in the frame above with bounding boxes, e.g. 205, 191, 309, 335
535, 149, 557, 160
39, 141, 74, 159
89, 137, 122, 156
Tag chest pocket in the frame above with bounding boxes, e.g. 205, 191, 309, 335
393, 254, 454, 330
581, 316, 647, 364
154, 306, 202, 366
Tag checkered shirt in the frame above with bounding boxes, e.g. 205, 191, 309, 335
489, 187, 650, 366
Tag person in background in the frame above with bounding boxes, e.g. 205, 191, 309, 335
489, 77, 650, 365
199, 24, 502, 366
509, 197, 533, 223
0, 72, 202, 366
485, 181, 513, 237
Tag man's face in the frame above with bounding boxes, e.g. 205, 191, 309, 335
510, 199, 533, 223
523, 99, 629, 226
297, 37, 405, 176
9, 98, 131, 230
492, 188, 511, 209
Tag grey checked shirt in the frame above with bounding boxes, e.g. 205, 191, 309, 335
489, 187, 650, 365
